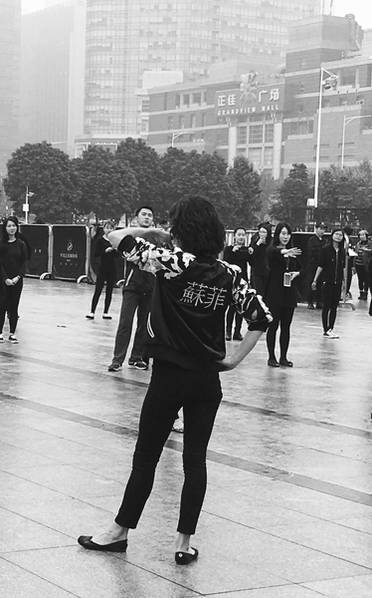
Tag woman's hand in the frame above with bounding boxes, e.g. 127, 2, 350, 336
311, 281, 317, 290
105, 247, 114, 253
285, 247, 302, 258
5, 278, 13, 286
216, 357, 235, 372
290, 271, 300, 281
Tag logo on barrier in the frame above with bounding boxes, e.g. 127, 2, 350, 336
60, 239, 78, 259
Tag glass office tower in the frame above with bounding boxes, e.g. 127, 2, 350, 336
84, 0, 320, 139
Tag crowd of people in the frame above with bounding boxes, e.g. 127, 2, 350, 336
1, 200, 372, 566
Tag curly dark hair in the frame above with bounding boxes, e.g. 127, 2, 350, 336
272, 222, 293, 248
169, 196, 225, 258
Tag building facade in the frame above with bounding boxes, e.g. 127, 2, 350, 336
0, 0, 21, 176
146, 15, 372, 179
20, 1, 85, 156
81, 0, 320, 149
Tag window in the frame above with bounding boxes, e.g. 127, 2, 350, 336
183, 94, 190, 106
179, 115, 185, 129
341, 68, 355, 86
264, 124, 274, 143
263, 148, 273, 167
175, 94, 180, 108
192, 92, 201, 104
190, 114, 196, 128
237, 127, 247, 144
249, 125, 263, 144
168, 116, 174, 129
201, 112, 207, 127
248, 148, 262, 170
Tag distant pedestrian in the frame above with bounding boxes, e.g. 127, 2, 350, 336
0, 217, 28, 343
312, 228, 346, 338
306, 222, 326, 309
354, 230, 372, 301
108, 206, 155, 372
265, 222, 302, 367
86, 221, 116, 320
248, 222, 272, 295
223, 227, 250, 340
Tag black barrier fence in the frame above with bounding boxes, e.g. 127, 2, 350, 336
20, 224, 51, 278
52, 225, 89, 281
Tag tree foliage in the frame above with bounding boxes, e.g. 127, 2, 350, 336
72, 145, 139, 220
226, 156, 262, 227
270, 163, 312, 223
4, 142, 77, 223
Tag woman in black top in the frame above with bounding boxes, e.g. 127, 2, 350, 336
265, 222, 302, 367
248, 222, 272, 295
86, 221, 116, 320
223, 227, 250, 340
0, 217, 27, 343
312, 228, 346, 338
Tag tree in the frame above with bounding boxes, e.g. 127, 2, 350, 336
4, 142, 78, 223
115, 138, 164, 217
72, 145, 139, 220
165, 151, 239, 227
270, 163, 312, 226
226, 156, 261, 227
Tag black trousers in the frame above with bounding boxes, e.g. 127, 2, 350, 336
355, 265, 368, 295
321, 282, 342, 332
112, 290, 151, 365
226, 305, 243, 337
251, 271, 268, 297
266, 305, 295, 361
90, 268, 116, 313
0, 279, 23, 334
115, 361, 222, 535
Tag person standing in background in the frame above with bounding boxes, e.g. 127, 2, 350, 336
0, 217, 27, 343
265, 222, 302, 368
86, 221, 116, 320
248, 222, 272, 296
306, 222, 326, 309
354, 230, 372, 301
223, 227, 250, 341
108, 206, 154, 372
312, 228, 346, 339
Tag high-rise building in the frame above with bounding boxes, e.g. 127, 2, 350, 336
20, 0, 86, 156
0, 0, 21, 176
82, 0, 320, 146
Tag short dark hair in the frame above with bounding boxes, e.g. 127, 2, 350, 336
272, 222, 293, 247
234, 227, 246, 236
2, 216, 20, 242
169, 196, 225, 259
135, 205, 153, 217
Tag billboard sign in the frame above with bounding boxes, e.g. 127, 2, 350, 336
216, 72, 283, 121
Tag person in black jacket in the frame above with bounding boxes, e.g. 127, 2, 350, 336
306, 222, 326, 309
0, 216, 27, 343
86, 221, 116, 319
78, 196, 272, 564
265, 222, 302, 367
108, 206, 155, 372
248, 222, 272, 296
223, 227, 250, 340
312, 228, 346, 338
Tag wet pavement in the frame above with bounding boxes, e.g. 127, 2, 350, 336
0, 278, 372, 598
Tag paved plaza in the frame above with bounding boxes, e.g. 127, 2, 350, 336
0, 278, 372, 597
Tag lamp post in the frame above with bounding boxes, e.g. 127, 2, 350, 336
23, 186, 34, 224
341, 114, 372, 169
171, 130, 187, 147
314, 66, 337, 209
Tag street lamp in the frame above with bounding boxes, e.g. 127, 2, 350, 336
341, 114, 372, 169
171, 130, 187, 147
314, 67, 337, 209
23, 186, 34, 224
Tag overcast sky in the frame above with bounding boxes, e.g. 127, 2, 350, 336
21, 0, 372, 28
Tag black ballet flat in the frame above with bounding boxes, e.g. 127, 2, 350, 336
175, 546, 198, 565
267, 358, 280, 367
77, 535, 127, 552
279, 358, 293, 367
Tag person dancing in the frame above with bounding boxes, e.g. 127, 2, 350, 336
86, 220, 116, 320
78, 196, 272, 564
265, 222, 302, 367
312, 228, 346, 339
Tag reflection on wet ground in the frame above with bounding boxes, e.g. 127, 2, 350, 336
1, 279, 372, 597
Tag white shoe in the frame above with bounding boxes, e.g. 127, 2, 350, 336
0, 334, 4, 343
9, 334, 18, 343
85, 313, 95, 320
325, 329, 339, 339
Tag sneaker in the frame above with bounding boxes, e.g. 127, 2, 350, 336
172, 419, 184, 433
102, 314, 112, 319
233, 332, 243, 341
307, 304, 315, 310
324, 330, 339, 339
133, 360, 148, 371
108, 363, 122, 372
85, 313, 94, 320
9, 334, 18, 344
0, 334, 4, 343
128, 358, 136, 368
